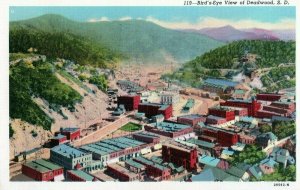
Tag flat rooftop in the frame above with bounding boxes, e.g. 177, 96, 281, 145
108, 163, 138, 178
139, 102, 171, 111
23, 159, 62, 173
150, 121, 191, 132
60, 127, 79, 132
80, 136, 146, 156
134, 156, 169, 171
178, 114, 204, 120
133, 132, 160, 139
51, 144, 89, 159
68, 170, 94, 181
187, 138, 215, 149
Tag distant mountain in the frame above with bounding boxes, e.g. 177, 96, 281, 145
184, 25, 285, 42
10, 14, 224, 64
271, 29, 295, 41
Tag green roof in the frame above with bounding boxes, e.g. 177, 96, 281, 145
187, 138, 215, 148
23, 159, 62, 173
226, 166, 246, 178
125, 159, 145, 169
69, 170, 94, 181
234, 89, 245, 95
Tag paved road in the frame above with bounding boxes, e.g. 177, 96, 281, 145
73, 113, 133, 147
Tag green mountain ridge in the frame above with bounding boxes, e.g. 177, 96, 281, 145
10, 14, 224, 64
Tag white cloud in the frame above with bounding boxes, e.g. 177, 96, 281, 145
118, 16, 132, 21
87, 17, 110, 22
145, 16, 295, 30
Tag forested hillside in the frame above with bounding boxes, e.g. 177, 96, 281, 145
10, 28, 121, 68
187, 40, 295, 69
10, 14, 224, 63
10, 61, 82, 130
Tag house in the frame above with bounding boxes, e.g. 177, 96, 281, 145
259, 158, 278, 175
283, 135, 296, 157
198, 155, 220, 168
248, 164, 263, 180
231, 142, 246, 152
225, 166, 250, 181
270, 147, 295, 168
220, 148, 235, 160
256, 132, 278, 148
191, 166, 240, 181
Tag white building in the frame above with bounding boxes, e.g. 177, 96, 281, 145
160, 91, 180, 105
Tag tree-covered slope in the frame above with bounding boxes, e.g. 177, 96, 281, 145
187, 40, 295, 69
10, 27, 121, 68
163, 40, 295, 88
10, 61, 82, 130
10, 14, 224, 63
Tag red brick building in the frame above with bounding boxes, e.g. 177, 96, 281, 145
200, 126, 239, 147
162, 143, 198, 171
220, 99, 261, 117
138, 103, 172, 119
50, 134, 67, 146
177, 114, 206, 127
55, 127, 80, 141
133, 157, 171, 181
66, 169, 97, 181
144, 121, 193, 138
256, 93, 282, 101
22, 159, 63, 181
117, 95, 140, 111
132, 132, 160, 144
208, 107, 235, 121
206, 115, 227, 125
107, 163, 140, 181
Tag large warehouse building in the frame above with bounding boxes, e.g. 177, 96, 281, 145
138, 103, 172, 119
22, 159, 64, 181
79, 136, 157, 166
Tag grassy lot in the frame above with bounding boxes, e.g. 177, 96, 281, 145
120, 122, 142, 132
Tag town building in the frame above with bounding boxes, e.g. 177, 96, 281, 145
79, 136, 154, 166
117, 95, 140, 111
160, 91, 180, 105
132, 132, 160, 144
220, 98, 261, 117
138, 103, 172, 119
50, 134, 67, 146
125, 159, 146, 174
199, 125, 239, 147
144, 121, 194, 139
259, 158, 278, 174
198, 155, 220, 168
55, 127, 80, 141
208, 106, 236, 121
256, 93, 282, 102
201, 78, 238, 94
206, 115, 227, 125
256, 132, 278, 148
66, 169, 97, 181
106, 163, 141, 181
177, 114, 206, 127
225, 166, 250, 181
182, 98, 195, 113
186, 138, 221, 157
270, 147, 295, 168
133, 156, 171, 181
50, 144, 92, 170
22, 159, 64, 181
162, 142, 198, 171
191, 165, 240, 181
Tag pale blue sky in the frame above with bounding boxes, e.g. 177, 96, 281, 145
9, 6, 296, 30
